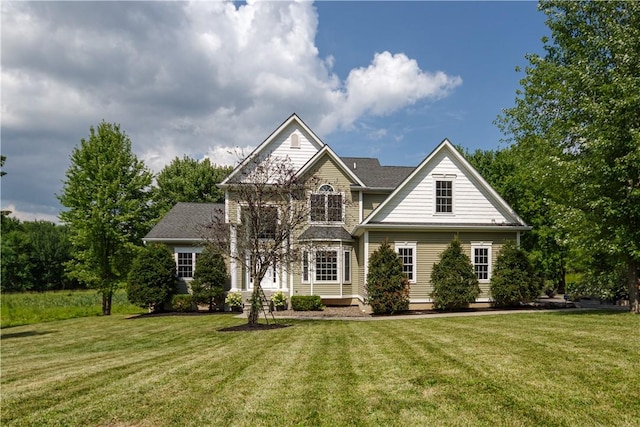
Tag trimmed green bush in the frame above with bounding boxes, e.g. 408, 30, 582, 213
171, 294, 195, 312
291, 295, 324, 311
365, 240, 410, 314
490, 241, 542, 307
191, 247, 228, 312
430, 239, 480, 311
126, 244, 177, 312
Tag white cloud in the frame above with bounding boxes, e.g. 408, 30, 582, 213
1, 0, 462, 220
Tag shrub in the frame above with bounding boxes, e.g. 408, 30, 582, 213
191, 247, 228, 312
126, 244, 177, 312
171, 294, 195, 312
365, 240, 410, 314
225, 292, 244, 311
270, 291, 288, 310
490, 241, 542, 307
430, 239, 480, 311
291, 295, 324, 311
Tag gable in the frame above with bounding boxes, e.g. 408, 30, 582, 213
367, 140, 525, 226
221, 114, 324, 185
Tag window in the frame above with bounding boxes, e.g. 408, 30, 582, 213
315, 250, 338, 282
435, 180, 453, 213
177, 252, 194, 278
343, 250, 351, 283
242, 206, 278, 239
290, 133, 300, 148
302, 250, 309, 282
396, 242, 416, 283
310, 184, 343, 222
471, 242, 492, 282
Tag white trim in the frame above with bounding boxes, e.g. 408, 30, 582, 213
364, 231, 369, 283
516, 231, 521, 248
471, 241, 493, 283
224, 190, 229, 223
362, 139, 528, 227
230, 225, 238, 291
358, 190, 363, 223
296, 145, 366, 187
433, 176, 456, 215
220, 114, 324, 186
395, 241, 417, 283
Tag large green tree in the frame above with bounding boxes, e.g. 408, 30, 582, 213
462, 147, 569, 292
154, 156, 232, 216
498, 1, 640, 313
59, 122, 154, 315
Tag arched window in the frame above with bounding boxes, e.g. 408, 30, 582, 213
310, 184, 342, 222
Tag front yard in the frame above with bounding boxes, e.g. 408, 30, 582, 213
2, 311, 639, 426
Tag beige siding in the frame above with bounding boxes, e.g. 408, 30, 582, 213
368, 231, 517, 300
362, 193, 389, 220
301, 154, 360, 230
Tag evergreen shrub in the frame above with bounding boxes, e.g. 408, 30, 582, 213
490, 241, 542, 307
126, 244, 177, 312
191, 247, 228, 312
365, 240, 410, 314
430, 239, 480, 310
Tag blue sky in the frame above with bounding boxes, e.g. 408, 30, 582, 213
313, 1, 548, 162
1, 1, 549, 222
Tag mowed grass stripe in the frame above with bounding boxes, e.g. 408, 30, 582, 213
2, 312, 639, 426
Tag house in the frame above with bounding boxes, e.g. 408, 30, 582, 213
144, 114, 530, 308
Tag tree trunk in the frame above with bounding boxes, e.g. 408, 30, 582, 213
247, 283, 261, 325
628, 259, 639, 314
102, 290, 113, 315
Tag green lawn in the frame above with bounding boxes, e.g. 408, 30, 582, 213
2, 311, 639, 426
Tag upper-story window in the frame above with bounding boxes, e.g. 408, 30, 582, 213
435, 180, 453, 213
310, 184, 343, 222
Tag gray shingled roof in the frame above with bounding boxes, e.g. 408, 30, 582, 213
298, 226, 354, 241
144, 202, 224, 240
341, 157, 414, 188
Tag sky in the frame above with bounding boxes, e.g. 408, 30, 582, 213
1, 1, 549, 223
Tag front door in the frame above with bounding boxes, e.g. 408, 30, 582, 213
247, 259, 279, 290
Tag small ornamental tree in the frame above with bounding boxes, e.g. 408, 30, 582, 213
126, 244, 177, 312
366, 240, 410, 314
490, 241, 542, 307
430, 239, 480, 311
191, 247, 228, 312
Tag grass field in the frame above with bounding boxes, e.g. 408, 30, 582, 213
2, 310, 639, 426
1, 290, 145, 328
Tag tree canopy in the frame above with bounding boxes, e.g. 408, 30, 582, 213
58, 122, 154, 315
498, 1, 640, 313
154, 156, 232, 216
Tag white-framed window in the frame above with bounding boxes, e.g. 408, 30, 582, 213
343, 249, 351, 283
435, 180, 453, 213
175, 248, 201, 278
396, 242, 416, 283
177, 252, 193, 278
315, 250, 338, 282
310, 184, 343, 223
471, 242, 492, 282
